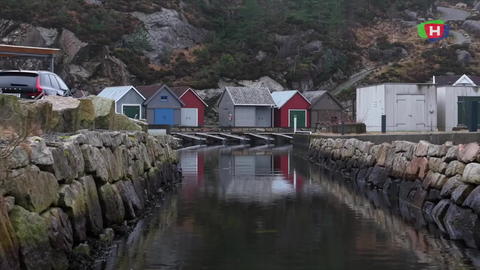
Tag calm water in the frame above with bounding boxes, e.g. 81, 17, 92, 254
98, 145, 480, 270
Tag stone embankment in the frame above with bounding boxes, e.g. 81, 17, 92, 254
0, 130, 180, 270
307, 138, 480, 249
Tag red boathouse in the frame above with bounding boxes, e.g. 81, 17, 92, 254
271, 90, 311, 128
171, 87, 208, 127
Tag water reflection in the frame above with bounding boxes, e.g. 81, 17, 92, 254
99, 145, 479, 270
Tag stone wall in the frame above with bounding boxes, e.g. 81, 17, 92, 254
307, 138, 480, 250
0, 130, 180, 270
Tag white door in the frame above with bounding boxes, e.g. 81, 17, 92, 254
181, 108, 198, 126
234, 107, 256, 127
396, 94, 426, 131
412, 95, 426, 130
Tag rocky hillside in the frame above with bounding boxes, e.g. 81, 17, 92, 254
2, 0, 479, 102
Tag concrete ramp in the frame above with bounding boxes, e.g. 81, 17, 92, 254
196, 133, 227, 142
173, 133, 207, 145
218, 133, 250, 143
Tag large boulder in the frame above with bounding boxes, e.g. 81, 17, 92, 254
100, 147, 121, 182
77, 176, 103, 235
19, 99, 53, 136
0, 95, 52, 138
0, 95, 26, 137
48, 146, 75, 183
463, 20, 480, 37
24, 137, 54, 166
63, 141, 85, 179
0, 195, 20, 270
41, 207, 74, 254
9, 206, 52, 270
81, 145, 109, 183
114, 114, 144, 131
2, 166, 59, 214
56, 181, 87, 242
113, 180, 142, 220
462, 163, 480, 184
89, 96, 115, 130
44, 96, 95, 132
97, 183, 125, 227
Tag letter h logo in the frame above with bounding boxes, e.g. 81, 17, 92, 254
425, 24, 444, 39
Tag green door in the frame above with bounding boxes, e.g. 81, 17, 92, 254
123, 105, 140, 119
457, 97, 480, 128
289, 110, 306, 128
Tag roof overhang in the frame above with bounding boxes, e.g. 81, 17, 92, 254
0, 44, 60, 58
452, 74, 476, 86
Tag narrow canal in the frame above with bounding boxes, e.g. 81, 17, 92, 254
99, 145, 480, 270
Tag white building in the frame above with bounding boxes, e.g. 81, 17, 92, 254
437, 86, 480, 131
356, 83, 437, 132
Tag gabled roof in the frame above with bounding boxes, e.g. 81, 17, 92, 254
143, 84, 185, 106
98, 85, 145, 102
434, 74, 480, 86
271, 90, 310, 108
303, 90, 344, 109
222, 86, 276, 106
170, 86, 208, 107
136, 84, 163, 100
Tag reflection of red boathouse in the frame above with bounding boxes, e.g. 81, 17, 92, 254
273, 153, 304, 191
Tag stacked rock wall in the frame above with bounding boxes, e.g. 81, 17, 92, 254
307, 138, 480, 250
0, 130, 180, 270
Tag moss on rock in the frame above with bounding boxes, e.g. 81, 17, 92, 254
2, 167, 59, 214
89, 96, 116, 130
0, 196, 20, 270
9, 205, 52, 270
56, 181, 87, 242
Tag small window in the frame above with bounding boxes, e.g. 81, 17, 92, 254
160, 95, 168, 102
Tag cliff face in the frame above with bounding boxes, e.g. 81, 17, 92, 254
2, 0, 470, 101
0, 4, 208, 94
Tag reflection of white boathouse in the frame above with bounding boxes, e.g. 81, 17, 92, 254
218, 150, 300, 204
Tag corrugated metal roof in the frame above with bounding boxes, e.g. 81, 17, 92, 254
271, 90, 298, 108
303, 90, 326, 104
98, 85, 145, 102
225, 87, 276, 106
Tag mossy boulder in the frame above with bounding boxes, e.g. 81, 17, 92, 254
45, 96, 82, 133
89, 96, 116, 130
56, 181, 87, 242
97, 183, 125, 227
19, 99, 53, 136
77, 98, 95, 130
43, 96, 94, 132
2, 167, 59, 214
78, 175, 103, 235
114, 113, 143, 131
0, 196, 20, 270
9, 205, 52, 270
0, 95, 53, 137
0, 95, 24, 138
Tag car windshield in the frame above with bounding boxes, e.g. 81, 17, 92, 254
0, 73, 38, 86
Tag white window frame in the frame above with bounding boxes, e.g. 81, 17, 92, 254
288, 109, 307, 127
121, 104, 142, 119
